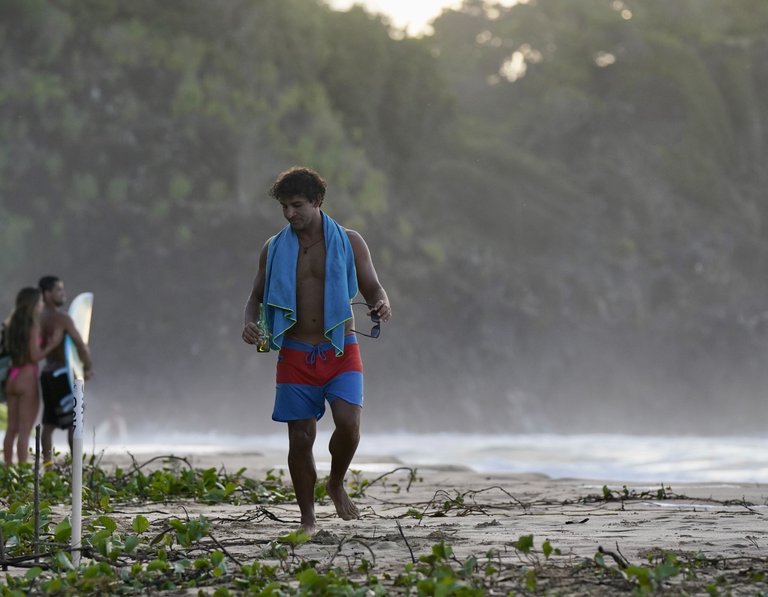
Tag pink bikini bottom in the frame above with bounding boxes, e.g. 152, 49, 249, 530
7, 363, 39, 383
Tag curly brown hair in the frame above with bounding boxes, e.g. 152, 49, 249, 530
269, 167, 326, 204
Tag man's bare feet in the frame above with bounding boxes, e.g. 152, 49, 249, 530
326, 481, 360, 520
300, 518, 317, 536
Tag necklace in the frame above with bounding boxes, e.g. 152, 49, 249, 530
300, 238, 323, 254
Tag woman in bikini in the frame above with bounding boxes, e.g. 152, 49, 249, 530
3, 287, 62, 465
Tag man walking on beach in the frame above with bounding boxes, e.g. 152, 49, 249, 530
242, 167, 391, 534
39, 275, 94, 464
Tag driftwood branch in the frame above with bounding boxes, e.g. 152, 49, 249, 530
598, 544, 630, 569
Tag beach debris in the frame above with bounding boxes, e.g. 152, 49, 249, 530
565, 517, 590, 524
396, 519, 416, 563
310, 529, 340, 545
598, 544, 630, 569
476, 519, 501, 528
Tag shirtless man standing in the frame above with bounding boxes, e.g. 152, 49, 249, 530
38, 276, 94, 464
242, 167, 391, 534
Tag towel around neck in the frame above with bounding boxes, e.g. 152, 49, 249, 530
263, 212, 358, 355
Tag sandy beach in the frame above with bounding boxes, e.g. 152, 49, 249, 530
89, 448, 768, 594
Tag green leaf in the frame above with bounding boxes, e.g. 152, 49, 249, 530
56, 551, 76, 571
416, 579, 436, 594
513, 534, 534, 554
296, 568, 320, 589
203, 488, 226, 503
147, 559, 170, 572
211, 551, 225, 566
90, 528, 113, 547
655, 561, 680, 580
24, 566, 44, 581
542, 539, 553, 559
625, 565, 652, 588
132, 514, 150, 534
201, 468, 218, 486
95, 515, 117, 533
169, 519, 186, 532
431, 542, 453, 560
55, 518, 72, 543
462, 555, 477, 577
47, 577, 63, 592
277, 529, 311, 546
124, 535, 140, 553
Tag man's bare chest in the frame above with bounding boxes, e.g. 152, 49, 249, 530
40, 311, 59, 340
296, 248, 325, 282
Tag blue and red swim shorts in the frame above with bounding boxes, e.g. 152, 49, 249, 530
273, 335, 363, 421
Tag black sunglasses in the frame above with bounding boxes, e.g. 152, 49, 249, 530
351, 302, 381, 338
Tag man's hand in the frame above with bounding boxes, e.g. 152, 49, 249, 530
242, 322, 262, 345
84, 368, 94, 381
370, 299, 391, 323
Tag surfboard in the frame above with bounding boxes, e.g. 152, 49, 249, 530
65, 292, 94, 388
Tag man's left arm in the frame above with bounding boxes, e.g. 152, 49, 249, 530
347, 230, 391, 322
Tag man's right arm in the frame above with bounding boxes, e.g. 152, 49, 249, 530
242, 239, 271, 345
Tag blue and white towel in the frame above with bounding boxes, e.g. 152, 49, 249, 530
263, 212, 358, 355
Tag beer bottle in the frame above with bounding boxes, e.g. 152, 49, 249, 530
257, 304, 270, 353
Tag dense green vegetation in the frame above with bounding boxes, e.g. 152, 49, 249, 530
1, 0, 767, 433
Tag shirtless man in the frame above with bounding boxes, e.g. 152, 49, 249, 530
242, 167, 391, 534
38, 276, 94, 464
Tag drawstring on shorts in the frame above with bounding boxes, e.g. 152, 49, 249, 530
305, 344, 330, 366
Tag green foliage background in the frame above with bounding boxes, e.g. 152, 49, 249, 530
1, 0, 767, 434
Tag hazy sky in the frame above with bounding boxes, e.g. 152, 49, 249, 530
326, 0, 465, 35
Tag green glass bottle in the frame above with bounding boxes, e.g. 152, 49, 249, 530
257, 304, 270, 353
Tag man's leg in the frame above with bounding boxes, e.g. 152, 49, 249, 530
16, 374, 40, 465
40, 372, 56, 464
287, 418, 318, 534
326, 399, 361, 520
42, 424, 56, 464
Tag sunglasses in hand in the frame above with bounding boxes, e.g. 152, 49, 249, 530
351, 302, 381, 338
